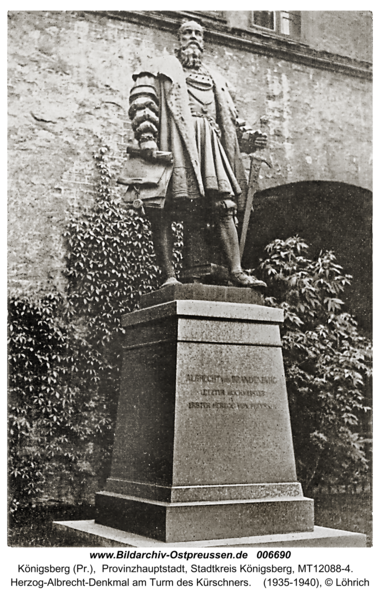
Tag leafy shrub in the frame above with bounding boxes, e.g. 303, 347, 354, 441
258, 236, 372, 492
8, 295, 70, 513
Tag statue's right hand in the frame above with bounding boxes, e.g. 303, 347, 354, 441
141, 147, 157, 161
139, 140, 158, 160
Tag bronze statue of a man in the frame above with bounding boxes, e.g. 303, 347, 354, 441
128, 19, 267, 287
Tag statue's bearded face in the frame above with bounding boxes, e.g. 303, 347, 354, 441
178, 21, 204, 68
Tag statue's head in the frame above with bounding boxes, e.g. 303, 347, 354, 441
177, 19, 204, 68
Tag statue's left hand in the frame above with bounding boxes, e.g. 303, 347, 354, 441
238, 128, 268, 154
251, 130, 268, 150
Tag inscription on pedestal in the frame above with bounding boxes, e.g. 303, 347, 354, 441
186, 372, 276, 410
173, 342, 297, 486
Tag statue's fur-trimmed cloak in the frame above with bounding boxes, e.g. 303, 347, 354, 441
132, 55, 247, 211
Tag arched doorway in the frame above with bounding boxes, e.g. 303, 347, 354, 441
243, 180, 372, 333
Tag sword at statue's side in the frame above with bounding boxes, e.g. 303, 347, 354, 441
239, 117, 272, 260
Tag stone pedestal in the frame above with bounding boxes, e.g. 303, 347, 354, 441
95, 284, 314, 543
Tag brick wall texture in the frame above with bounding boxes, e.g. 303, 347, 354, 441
8, 11, 372, 297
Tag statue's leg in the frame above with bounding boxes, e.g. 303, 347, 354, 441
145, 208, 180, 286
215, 199, 241, 274
215, 198, 267, 288
181, 200, 210, 273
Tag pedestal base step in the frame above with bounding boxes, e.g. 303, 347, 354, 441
140, 282, 264, 308
53, 520, 366, 548
95, 491, 314, 543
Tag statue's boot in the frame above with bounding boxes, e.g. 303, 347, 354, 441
148, 210, 181, 287
229, 270, 267, 288
217, 204, 267, 288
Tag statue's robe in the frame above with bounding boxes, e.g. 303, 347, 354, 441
132, 55, 248, 212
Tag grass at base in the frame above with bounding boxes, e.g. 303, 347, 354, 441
314, 493, 372, 547
8, 504, 98, 547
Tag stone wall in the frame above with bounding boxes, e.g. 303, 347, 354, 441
301, 11, 372, 62
226, 11, 372, 62
8, 11, 372, 297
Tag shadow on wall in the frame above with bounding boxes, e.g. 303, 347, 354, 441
243, 180, 372, 334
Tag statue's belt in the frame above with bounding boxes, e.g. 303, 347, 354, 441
190, 111, 221, 136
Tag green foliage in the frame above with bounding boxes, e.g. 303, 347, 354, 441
63, 147, 161, 457
258, 236, 372, 492
8, 292, 116, 513
65, 147, 160, 321
8, 295, 70, 513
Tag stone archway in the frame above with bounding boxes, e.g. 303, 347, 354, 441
243, 180, 372, 333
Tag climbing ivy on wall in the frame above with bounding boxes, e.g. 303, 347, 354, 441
63, 146, 161, 449
8, 146, 182, 512
8, 294, 70, 513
